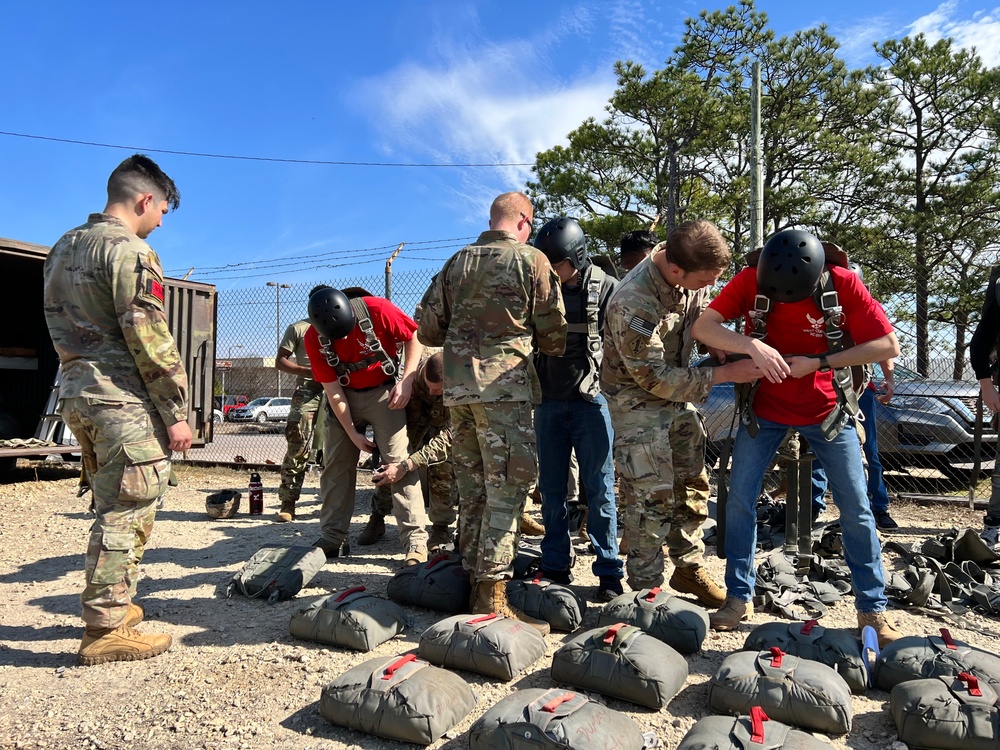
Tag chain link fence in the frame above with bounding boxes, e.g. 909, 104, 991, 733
184, 271, 995, 504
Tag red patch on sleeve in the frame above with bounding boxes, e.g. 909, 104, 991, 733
148, 279, 164, 302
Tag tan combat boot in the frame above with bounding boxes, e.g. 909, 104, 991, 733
357, 513, 386, 545
274, 500, 295, 523
403, 545, 428, 567
78, 624, 172, 666
710, 597, 753, 631
519, 512, 545, 536
857, 610, 903, 648
670, 565, 727, 608
427, 524, 452, 554
123, 602, 144, 628
472, 580, 551, 636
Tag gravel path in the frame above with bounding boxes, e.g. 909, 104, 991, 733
0, 462, 995, 750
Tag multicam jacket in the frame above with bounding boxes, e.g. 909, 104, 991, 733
601, 256, 714, 426
416, 229, 566, 406
43, 213, 189, 425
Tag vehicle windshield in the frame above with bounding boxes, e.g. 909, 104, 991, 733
874, 363, 923, 382
245, 398, 268, 407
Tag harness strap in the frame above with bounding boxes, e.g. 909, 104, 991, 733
318, 298, 399, 386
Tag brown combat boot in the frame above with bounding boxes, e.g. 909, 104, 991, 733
78, 624, 172, 666
519, 512, 545, 536
358, 513, 386, 545
669, 565, 727, 608
858, 610, 903, 648
123, 602, 144, 628
274, 500, 295, 523
710, 597, 754, 631
472, 580, 550, 636
427, 524, 453, 554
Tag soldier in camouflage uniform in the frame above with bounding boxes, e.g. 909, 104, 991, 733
371, 352, 458, 552
417, 192, 566, 634
601, 220, 759, 606
43, 154, 190, 666
274, 288, 330, 522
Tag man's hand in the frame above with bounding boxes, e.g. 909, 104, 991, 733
720, 358, 762, 384
708, 346, 729, 364
388, 379, 413, 410
748, 340, 791, 383
166, 421, 193, 452
876, 375, 895, 404
784, 356, 822, 380
982, 380, 1000, 414
351, 430, 377, 453
373, 461, 409, 487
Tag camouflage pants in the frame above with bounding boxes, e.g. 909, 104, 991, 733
277, 383, 324, 505
451, 401, 536, 582
61, 397, 171, 630
611, 405, 709, 590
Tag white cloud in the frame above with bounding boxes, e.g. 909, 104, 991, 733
906, 2, 1000, 66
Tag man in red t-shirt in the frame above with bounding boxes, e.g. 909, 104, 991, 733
303, 287, 429, 566
691, 229, 903, 646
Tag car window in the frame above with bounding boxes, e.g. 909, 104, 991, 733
246, 398, 268, 407
875, 362, 921, 382
274, 398, 291, 406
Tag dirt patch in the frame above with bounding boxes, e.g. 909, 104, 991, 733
0, 461, 995, 750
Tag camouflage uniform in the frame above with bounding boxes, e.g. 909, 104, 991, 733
371, 358, 457, 525
601, 256, 715, 589
277, 320, 324, 507
417, 230, 566, 581
43, 213, 188, 630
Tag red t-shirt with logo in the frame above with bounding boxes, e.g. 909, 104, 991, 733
707, 266, 893, 425
303, 296, 417, 389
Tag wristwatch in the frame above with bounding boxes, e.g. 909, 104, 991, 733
817, 355, 832, 373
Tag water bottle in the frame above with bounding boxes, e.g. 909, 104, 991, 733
248, 472, 264, 515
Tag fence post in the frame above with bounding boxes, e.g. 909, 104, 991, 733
385, 242, 404, 301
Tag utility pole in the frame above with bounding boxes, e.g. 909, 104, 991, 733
749, 60, 764, 252
266, 282, 290, 396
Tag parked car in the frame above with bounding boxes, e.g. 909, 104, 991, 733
229, 397, 292, 424
700, 362, 997, 476
213, 409, 224, 425
214, 394, 249, 419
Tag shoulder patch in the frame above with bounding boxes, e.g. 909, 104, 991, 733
147, 278, 165, 303
628, 315, 655, 339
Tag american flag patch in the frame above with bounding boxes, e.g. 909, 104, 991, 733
628, 315, 655, 338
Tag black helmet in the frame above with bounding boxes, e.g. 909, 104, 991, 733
309, 287, 355, 339
206, 489, 241, 519
757, 230, 825, 303
533, 217, 588, 271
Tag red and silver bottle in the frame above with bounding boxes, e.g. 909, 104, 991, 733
248, 472, 264, 515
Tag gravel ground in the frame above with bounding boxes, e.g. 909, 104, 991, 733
0, 461, 996, 750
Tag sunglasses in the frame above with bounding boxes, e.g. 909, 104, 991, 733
520, 212, 536, 241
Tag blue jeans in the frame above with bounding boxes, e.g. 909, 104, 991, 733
812, 390, 889, 514
535, 394, 622, 579
724, 417, 887, 612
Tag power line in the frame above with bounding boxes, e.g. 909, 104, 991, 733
0, 130, 535, 168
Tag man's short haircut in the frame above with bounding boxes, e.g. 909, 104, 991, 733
489, 192, 532, 225
424, 352, 444, 383
663, 220, 731, 273
107, 154, 180, 210
620, 229, 659, 257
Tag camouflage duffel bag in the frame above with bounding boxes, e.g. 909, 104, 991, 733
678, 707, 835, 750
874, 627, 1000, 692
386, 552, 471, 614
550, 622, 688, 709
708, 648, 854, 735
469, 688, 649, 750
507, 574, 586, 632
891, 672, 999, 750
743, 619, 869, 694
418, 612, 547, 681
320, 653, 476, 745
597, 586, 708, 654
226, 544, 327, 604
288, 586, 408, 651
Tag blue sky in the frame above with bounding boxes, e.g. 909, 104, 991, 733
2, 0, 998, 293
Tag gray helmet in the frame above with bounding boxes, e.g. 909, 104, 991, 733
757, 230, 825, 303
848, 262, 864, 282
206, 489, 241, 519
309, 287, 355, 340
533, 217, 588, 271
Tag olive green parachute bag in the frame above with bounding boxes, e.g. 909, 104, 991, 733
874, 627, 1000, 691
678, 708, 836, 750
891, 672, 1000, 750
226, 544, 326, 604
597, 586, 709, 654
288, 586, 408, 651
418, 612, 547, 681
